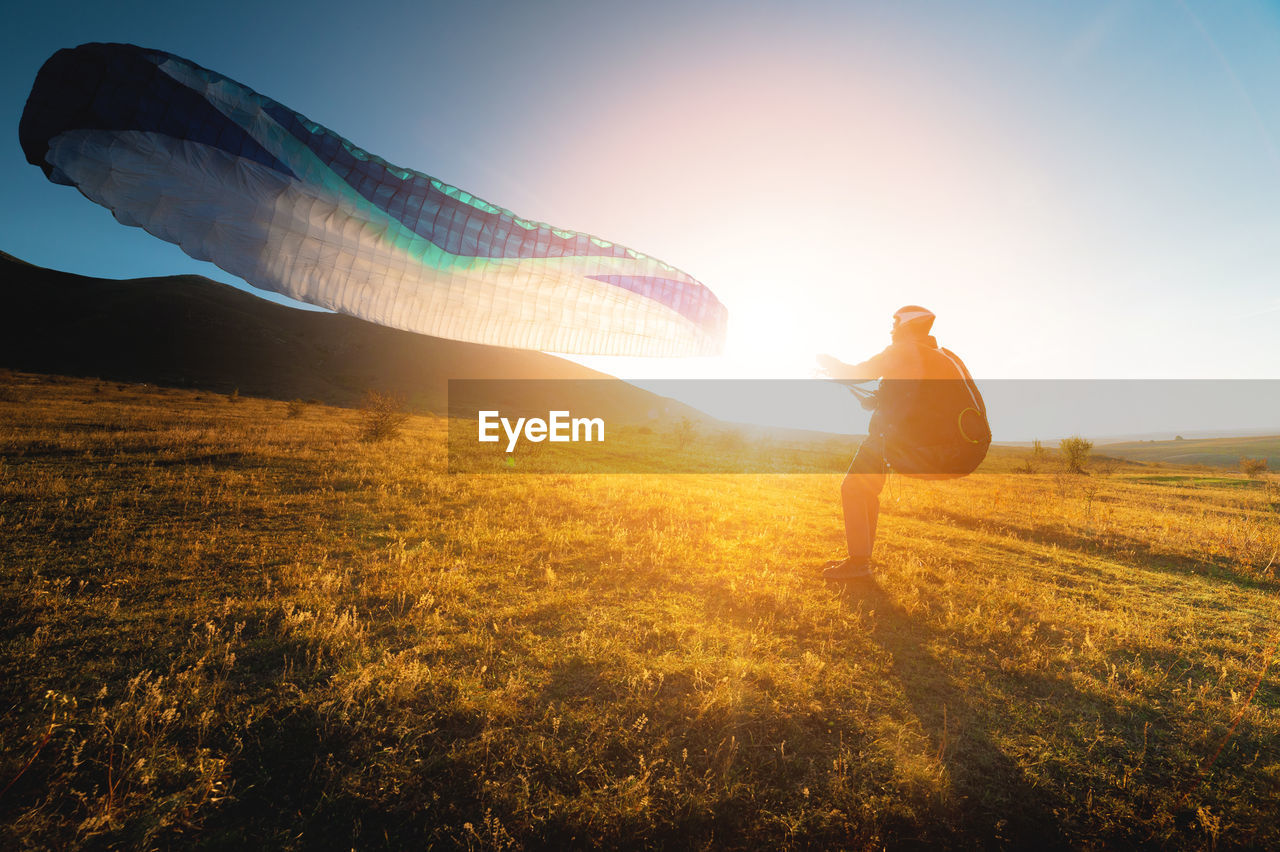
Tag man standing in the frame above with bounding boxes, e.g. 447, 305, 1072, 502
816, 306, 986, 581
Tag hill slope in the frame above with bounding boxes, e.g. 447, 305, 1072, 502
1100, 434, 1280, 468
0, 251, 692, 422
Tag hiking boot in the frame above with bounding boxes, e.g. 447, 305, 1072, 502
821, 558, 873, 581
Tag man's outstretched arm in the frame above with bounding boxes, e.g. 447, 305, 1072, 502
816, 351, 888, 382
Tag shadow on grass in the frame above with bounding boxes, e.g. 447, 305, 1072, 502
838, 579, 1076, 849
203, 699, 491, 849
894, 504, 1279, 593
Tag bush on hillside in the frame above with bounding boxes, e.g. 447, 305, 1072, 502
359, 391, 410, 442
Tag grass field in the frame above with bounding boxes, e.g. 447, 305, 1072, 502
2, 370, 1279, 849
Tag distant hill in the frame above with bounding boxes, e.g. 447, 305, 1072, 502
0, 251, 698, 423
1098, 434, 1280, 468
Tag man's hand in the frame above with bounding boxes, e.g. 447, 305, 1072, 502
815, 353, 844, 377
818, 353, 879, 408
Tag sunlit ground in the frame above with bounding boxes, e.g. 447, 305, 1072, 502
2, 371, 1278, 848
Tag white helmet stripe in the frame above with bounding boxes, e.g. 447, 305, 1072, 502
894, 308, 935, 324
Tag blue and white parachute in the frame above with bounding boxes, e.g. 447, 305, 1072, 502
19, 43, 727, 356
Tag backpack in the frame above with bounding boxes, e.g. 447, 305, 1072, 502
879, 347, 990, 480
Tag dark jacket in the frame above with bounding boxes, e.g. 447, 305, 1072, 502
840, 331, 989, 477
844, 335, 945, 429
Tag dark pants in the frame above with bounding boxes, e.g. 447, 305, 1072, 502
842, 434, 887, 564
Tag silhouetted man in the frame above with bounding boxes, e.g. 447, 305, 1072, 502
817, 306, 986, 581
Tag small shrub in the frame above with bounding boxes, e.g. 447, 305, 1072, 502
1239, 457, 1268, 479
1018, 439, 1048, 474
359, 391, 410, 442
1060, 435, 1093, 474
227, 388, 241, 404
1081, 481, 1100, 520
1052, 470, 1075, 499
671, 416, 699, 451
285, 398, 309, 419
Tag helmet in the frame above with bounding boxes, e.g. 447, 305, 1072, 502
893, 305, 935, 335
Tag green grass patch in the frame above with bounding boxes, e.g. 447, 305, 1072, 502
1128, 475, 1263, 489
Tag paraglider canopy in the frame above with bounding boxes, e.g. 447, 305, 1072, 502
20, 43, 728, 357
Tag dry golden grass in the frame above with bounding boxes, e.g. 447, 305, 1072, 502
1, 371, 1277, 848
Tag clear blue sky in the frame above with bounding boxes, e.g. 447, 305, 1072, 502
4, 0, 1279, 383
